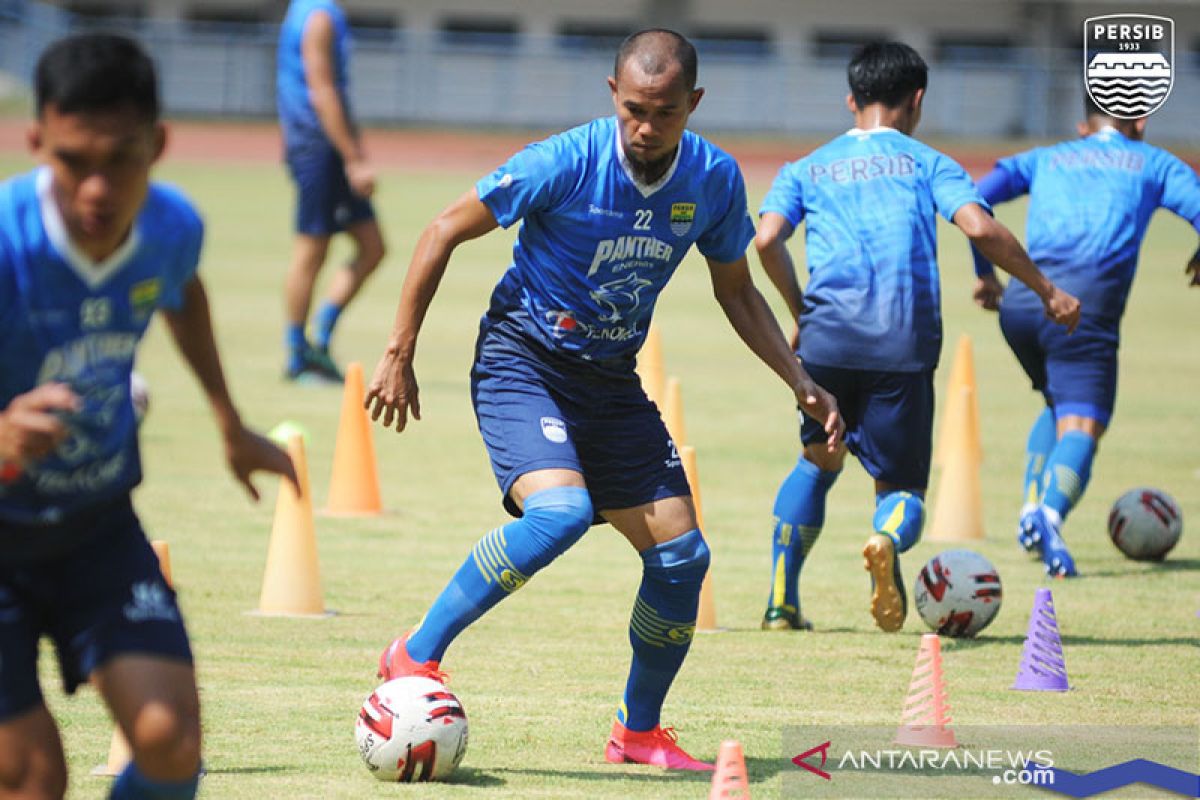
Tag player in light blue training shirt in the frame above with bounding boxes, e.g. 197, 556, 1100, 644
971, 93, 1200, 577
756, 42, 1079, 634
365, 30, 842, 770
0, 34, 295, 799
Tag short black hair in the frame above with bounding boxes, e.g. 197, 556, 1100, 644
614, 28, 698, 91
848, 41, 927, 109
35, 33, 159, 122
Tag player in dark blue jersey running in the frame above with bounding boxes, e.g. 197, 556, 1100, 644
971, 94, 1200, 577
756, 43, 1079, 633
0, 35, 296, 799
365, 30, 842, 770
278, 0, 386, 383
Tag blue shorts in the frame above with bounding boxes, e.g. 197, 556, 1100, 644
0, 496, 192, 721
285, 141, 375, 236
470, 319, 689, 521
799, 363, 935, 490
1000, 306, 1119, 425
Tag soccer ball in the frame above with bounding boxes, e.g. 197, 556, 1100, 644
1107, 488, 1183, 561
130, 371, 150, 425
355, 677, 468, 782
914, 550, 1002, 638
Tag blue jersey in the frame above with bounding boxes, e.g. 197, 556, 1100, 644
761, 127, 985, 372
277, 0, 353, 150
0, 169, 202, 527
973, 129, 1200, 321
475, 116, 755, 369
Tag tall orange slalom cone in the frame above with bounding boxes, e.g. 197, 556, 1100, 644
325, 362, 382, 516
93, 540, 174, 776
637, 323, 666, 408
710, 740, 750, 799
257, 435, 329, 617
934, 334, 978, 467
894, 633, 957, 748
662, 376, 688, 446
681, 445, 718, 632
927, 383, 985, 541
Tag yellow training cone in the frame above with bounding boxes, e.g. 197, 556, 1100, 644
680, 445, 718, 632
637, 323, 666, 408
326, 362, 383, 516
662, 376, 688, 446
257, 435, 330, 616
928, 385, 985, 541
934, 334, 979, 467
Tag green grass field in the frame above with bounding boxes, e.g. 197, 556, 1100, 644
1, 147, 1197, 799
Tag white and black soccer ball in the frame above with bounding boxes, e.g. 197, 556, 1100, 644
355, 677, 468, 783
914, 550, 1002, 638
130, 371, 150, 426
1108, 488, 1183, 562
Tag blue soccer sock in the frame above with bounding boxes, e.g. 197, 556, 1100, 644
873, 490, 925, 554
313, 300, 344, 351
406, 486, 593, 663
618, 529, 709, 732
1040, 430, 1097, 525
109, 762, 199, 800
285, 323, 308, 373
1021, 407, 1057, 516
767, 456, 839, 613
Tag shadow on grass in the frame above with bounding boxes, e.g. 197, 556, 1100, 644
442, 767, 506, 787
487, 755, 787, 784
1083, 557, 1200, 578
946, 633, 1199, 649
203, 765, 296, 775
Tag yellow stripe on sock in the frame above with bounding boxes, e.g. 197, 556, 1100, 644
771, 554, 787, 608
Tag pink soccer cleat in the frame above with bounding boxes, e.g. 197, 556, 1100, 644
604, 720, 714, 771
377, 632, 448, 684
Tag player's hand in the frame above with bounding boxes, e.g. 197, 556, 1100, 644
1185, 254, 1200, 287
793, 372, 844, 452
223, 426, 300, 502
1042, 287, 1081, 334
345, 158, 376, 198
0, 383, 79, 465
973, 274, 1004, 311
366, 349, 421, 433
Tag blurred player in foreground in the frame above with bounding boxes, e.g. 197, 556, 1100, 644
0, 34, 296, 799
366, 29, 841, 770
756, 42, 1079, 632
971, 94, 1200, 577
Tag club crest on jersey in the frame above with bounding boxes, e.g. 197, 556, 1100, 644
540, 417, 568, 444
669, 203, 696, 236
1084, 14, 1174, 119
130, 278, 161, 322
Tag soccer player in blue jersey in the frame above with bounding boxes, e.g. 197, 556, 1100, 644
756, 42, 1080, 633
0, 34, 296, 799
364, 29, 842, 770
277, 0, 386, 383
971, 94, 1200, 577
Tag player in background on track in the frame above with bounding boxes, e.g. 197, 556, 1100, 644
970, 94, 1200, 577
755, 42, 1080, 632
0, 34, 297, 800
277, 0, 386, 383
365, 29, 842, 770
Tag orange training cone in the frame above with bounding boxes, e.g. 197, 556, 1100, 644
710, 739, 750, 799
257, 435, 329, 616
894, 633, 957, 748
928, 384, 985, 541
662, 376, 688, 446
681, 445, 718, 632
93, 540, 174, 776
934, 334, 979, 467
325, 362, 382, 516
637, 323, 666, 408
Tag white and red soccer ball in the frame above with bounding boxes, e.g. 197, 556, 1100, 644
355, 677, 468, 782
914, 550, 1003, 638
1108, 488, 1183, 562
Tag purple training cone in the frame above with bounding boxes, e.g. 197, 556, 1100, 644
1011, 588, 1069, 692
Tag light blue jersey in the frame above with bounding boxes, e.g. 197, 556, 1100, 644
761, 127, 985, 372
0, 169, 202, 526
277, 0, 352, 150
476, 116, 755, 368
974, 128, 1200, 320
